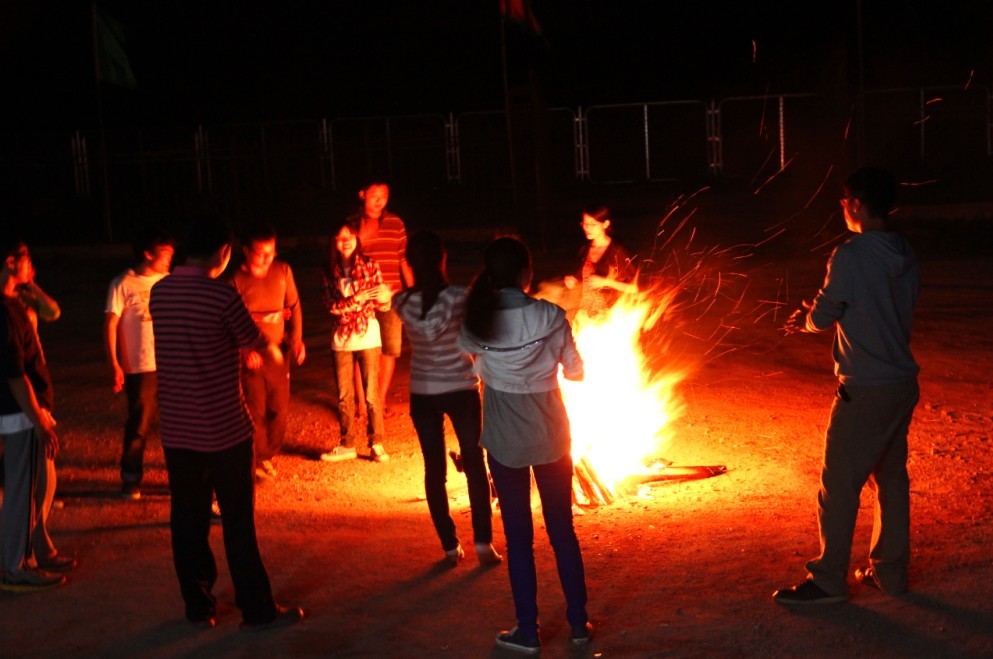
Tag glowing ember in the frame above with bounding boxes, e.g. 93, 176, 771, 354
560, 287, 687, 495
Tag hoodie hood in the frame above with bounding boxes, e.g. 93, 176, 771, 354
853, 231, 917, 279
394, 286, 466, 341
460, 288, 566, 350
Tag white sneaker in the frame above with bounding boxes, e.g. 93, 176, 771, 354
369, 443, 389, 463
320, 446, 358, 462
475, 543, 503, 565
445, 544, 464, 566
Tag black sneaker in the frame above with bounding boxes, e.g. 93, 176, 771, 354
495, 627, 541, 654
240, 605, 305, 631
571, 621, 594, 645
772, 580, 847, 605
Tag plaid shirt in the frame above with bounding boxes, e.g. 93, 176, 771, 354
321, 253, 389, 343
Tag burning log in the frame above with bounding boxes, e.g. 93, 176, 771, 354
622, 464, 727, 485
573, 456, 615, 506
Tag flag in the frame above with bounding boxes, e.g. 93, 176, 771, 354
94, 4, 136, 88
500, 0, 542, 36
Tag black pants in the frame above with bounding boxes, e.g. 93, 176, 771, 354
409, 389, 492, 551
121, 372, 157, 484
163, 440, 277, 624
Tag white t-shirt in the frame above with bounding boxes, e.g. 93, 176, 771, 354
105, 268, 168, 374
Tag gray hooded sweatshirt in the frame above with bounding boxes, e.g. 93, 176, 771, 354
806, 231, 920, 385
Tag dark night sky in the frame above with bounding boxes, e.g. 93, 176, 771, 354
2, 1, 991, 129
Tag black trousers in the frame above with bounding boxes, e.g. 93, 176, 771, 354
163, 440, 277, 623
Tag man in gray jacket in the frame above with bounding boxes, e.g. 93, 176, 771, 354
774, 166, 920, 605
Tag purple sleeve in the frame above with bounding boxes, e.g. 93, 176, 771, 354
223, 291, 265, 349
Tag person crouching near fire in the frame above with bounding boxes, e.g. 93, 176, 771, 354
393, 231, 501, 567
319, 218, 392, 463
458, 237, 593, 654
773, 166, 920, 605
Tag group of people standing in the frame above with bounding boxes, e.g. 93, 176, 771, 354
0, 166, 921, 653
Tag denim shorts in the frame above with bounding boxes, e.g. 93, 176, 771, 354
377, 307, 403, 357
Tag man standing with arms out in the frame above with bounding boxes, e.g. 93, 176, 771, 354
104, 228, 175, 500
774, 167, 920, 605
351, 179, 411, 417
228, 223, 305, 482
150, 216, 303, 628
1, 236, 75, 592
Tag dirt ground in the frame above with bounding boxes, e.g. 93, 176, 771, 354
2, 203, 992, 658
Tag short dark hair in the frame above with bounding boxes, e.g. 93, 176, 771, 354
359, 176, 390, 192
845, 167, 897, 218
242, 222, 277, 247
133, 227, 175, 262
184, 214, 233, 258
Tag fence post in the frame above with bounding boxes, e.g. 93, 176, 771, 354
778, 95, 786, 171
194, 124, 212, 193
319, 118, 336, 191
445, 112, 461, 183
573, 107, 589, 181
260, 124, 270, 192
71, 131, 90, 198
706, 100, 723, 176
642, 104, 651, 181
919, 88, 927, 162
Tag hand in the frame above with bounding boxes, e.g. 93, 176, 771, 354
782, 300, 813, 335
292, 341, 306, 366
374, 283, 392, 304
36, 413, 58, 459
588, 274, 608, 289
245, 350, 263, 370
112, 365, 125, 393
563, 276, 577, 290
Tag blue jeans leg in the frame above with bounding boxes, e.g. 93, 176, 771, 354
332, 350, 356, 447
488, 454, 540, 637
356, 348, 383, 446
533, 454, 588, 629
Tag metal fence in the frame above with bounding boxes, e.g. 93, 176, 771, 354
3, 85, 990, 240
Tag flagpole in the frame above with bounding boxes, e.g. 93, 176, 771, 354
91, 1, 114, 242
499, 4, 520, 217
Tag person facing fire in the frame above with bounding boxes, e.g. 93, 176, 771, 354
228, 222, 305, 483
104, 227, 175, 500
319, 218, 392, 463
149, 215, 303, 629
458, 237, 593, 653
773, 166, 920, 605
562, 205, 636, 319
393, 231, 501, 567
1, 235, 77, 592
351, 179, 411, 419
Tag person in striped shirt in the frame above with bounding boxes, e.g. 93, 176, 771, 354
352, 180, 411, 418
393, 231, 501, 567
149, 215, 303, 629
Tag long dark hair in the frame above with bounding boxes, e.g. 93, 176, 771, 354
464, 237, 531, 340
325, 217, 362, 278
399, 231, 448, 320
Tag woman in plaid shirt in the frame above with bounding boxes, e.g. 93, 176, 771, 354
319, 219, 392, 463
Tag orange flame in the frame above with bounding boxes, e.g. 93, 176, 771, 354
560, 286, 688, 494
